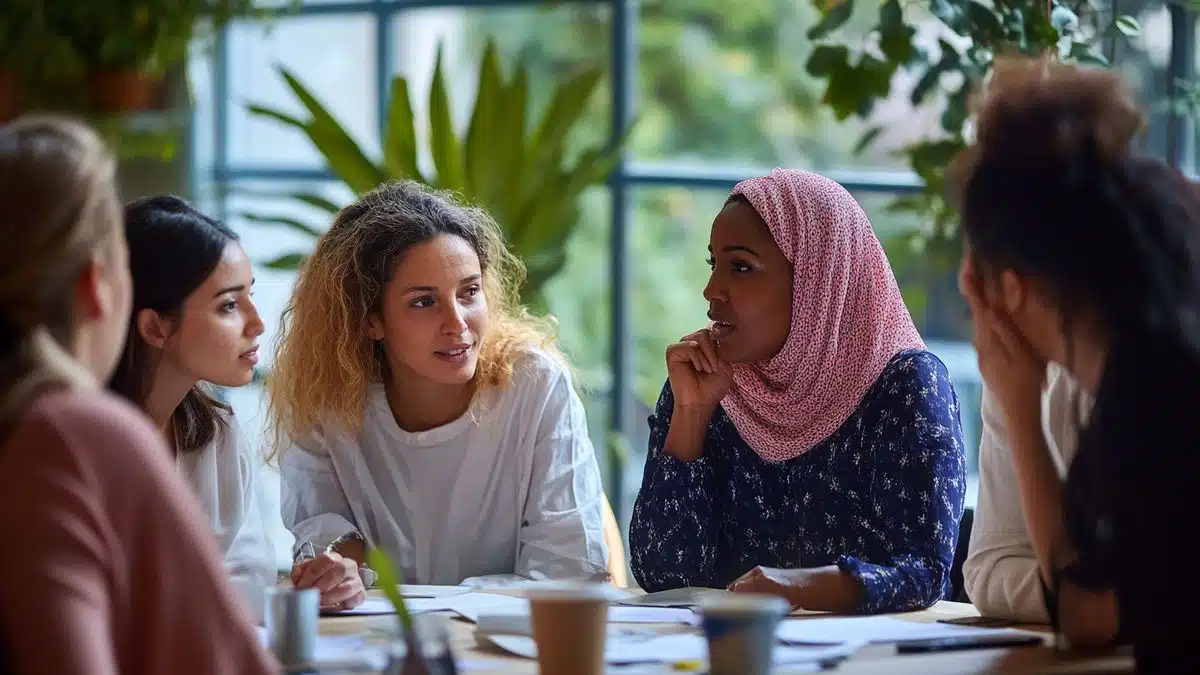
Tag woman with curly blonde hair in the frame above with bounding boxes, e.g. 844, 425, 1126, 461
271, 181, 607, 603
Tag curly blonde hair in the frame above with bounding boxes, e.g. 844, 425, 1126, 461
267, 181, 557, 457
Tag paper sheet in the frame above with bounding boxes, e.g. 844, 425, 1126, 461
615, 587, 733, 608
477, 631, 862, 666
475, 605, 700, 635
774, 616, 1038, 646
404, 592, 529, 622
254, 626, 390, 670
325, 595, 397, 616
320, 586, 486, 617
399, 584, 472, 598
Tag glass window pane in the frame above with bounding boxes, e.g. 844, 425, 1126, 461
626, 186, 982, 518
633, 3, 943, 170
390, 4, 610, 172
226, 15, 378, 168
222, 179, 355, 370
539, 187, 614, 486
1111, 0, 1171, 158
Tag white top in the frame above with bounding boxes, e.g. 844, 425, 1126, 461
280, 349, 609, 586
177, 412, 275, 573
964, 363, 1091, 622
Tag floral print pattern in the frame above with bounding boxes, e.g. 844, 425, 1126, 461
630, 350, 967, 614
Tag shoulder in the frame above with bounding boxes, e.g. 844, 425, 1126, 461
859, 349, 958, 421
4, 389, 172, 491
507, 347, 576, 400
877, 349, 952, 388
27, 389, 164, 457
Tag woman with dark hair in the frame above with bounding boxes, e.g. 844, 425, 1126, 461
953, 57, 1200, 667
109, 195, 274, 573
271, 181, 607, 607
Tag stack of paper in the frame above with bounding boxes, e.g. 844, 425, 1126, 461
476, 605, 700, 636
477, 631, 863, 668
254, 626, 390, 671
774, 616, 1039, 646
613, 587, 732, 608
326, 590, 529, 622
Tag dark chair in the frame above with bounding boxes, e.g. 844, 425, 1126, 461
950, 507, 974, 603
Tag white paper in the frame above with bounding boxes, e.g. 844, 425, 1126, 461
615, 587, 733, 608
405, 592, 529, 622
254, 626, 389, 670
775, 616, 1037, 646
325, 595, 397, 616
322, 587, 495, 617
399, 584, 471, 598
477, 631, 862, 666
476, 605, 700, 636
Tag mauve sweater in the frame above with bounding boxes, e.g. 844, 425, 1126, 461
0, 389, 275, 675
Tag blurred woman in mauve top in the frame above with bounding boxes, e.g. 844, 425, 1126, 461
0, 115, 275, 675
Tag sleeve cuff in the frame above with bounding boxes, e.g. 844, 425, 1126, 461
836, 554, 890, 615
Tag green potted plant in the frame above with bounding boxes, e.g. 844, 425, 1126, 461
243, 38, 634, 309
368, 549, 457, 675
0, 0, 82, 120
52, 0, 272, 113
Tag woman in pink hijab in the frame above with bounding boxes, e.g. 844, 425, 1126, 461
629, 169, 967, 614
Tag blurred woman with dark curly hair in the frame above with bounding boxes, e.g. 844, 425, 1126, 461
953, 57, 1200, 668
269, 181, 607, 606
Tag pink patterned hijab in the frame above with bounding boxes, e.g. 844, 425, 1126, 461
721, 168, 925, 462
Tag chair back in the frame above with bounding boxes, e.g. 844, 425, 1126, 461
602, 495, 628, 588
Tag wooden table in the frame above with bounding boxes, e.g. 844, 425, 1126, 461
317, 595, 1133, 674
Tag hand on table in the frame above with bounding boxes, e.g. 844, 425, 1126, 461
727, 566, 806, 608
290, 551, 366, 611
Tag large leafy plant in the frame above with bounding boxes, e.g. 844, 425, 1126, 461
245, 39, 634, 308
803, 0, 1140, 269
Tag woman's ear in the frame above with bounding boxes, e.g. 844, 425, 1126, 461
365, 311, 385, 341
136, 309, 172, 349
998, 268, 1028, 315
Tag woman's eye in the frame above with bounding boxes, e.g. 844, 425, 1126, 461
220, 300, 237, 313
464, 285, 481, 298
411, 297, 435, 309
705, 256, 716, 269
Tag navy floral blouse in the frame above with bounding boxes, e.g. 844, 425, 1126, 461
629, 349, 967, 614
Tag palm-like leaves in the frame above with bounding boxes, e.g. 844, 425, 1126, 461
243, 39, 634, 305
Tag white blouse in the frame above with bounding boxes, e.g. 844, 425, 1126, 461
177, 412, 275, 573
964, 363, 1091, 622
280, 349, 609, 586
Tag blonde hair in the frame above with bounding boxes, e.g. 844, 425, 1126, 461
267, 181, 557, 457
0, 115, 122, 434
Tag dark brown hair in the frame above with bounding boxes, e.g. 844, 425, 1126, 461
108, 195, 237, 454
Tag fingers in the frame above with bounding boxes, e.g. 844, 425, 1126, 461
667, 331, 724, 374
667, 341, 710, 374
321, 576, 365, 608
693, 332, 721, 373
727, 566, 764, 590
295, 552, 343, 590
